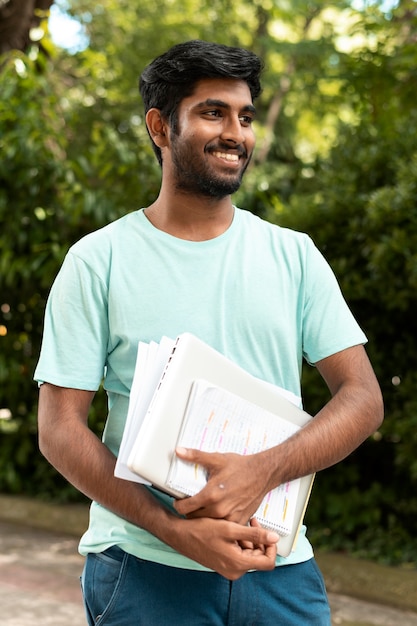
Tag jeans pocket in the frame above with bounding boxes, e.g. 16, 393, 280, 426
81, 547, 128, 625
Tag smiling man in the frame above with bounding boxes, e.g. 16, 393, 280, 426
35, 40, 383, 625
144, 77, 255, 238
165, 82, 256, 199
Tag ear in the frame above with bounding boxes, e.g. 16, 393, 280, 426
145, 108, 169, 148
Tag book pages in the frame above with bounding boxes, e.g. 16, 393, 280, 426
167, 379, 301, 535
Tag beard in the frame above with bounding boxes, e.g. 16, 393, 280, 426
170, 134, 251, 199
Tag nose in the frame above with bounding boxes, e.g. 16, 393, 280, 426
220, 114, 245, 145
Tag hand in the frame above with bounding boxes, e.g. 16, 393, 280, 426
173, 447, 269, 525
171, 515, 279, 580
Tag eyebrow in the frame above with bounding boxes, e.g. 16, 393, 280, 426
195, 98, 257, 116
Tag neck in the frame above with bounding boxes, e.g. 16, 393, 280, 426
144, 187, 235, 241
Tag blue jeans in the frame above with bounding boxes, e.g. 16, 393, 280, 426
81, 546, 331, 625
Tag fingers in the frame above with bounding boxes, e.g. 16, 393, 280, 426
227, 519, 279, 549
214, 519, 279, 577
173, 448, 265, 526
174, 516, 278, 580
174, 485, 223, 517
239, 516, 262, 549
239, 517, 274, 551
175, 446, 219, 469
241, 524, 279, 548
174, 447, 226, 517
235, 525, 279, 573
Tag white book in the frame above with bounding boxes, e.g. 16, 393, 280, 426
118, 332, 315, 557
115, 337, 175, 482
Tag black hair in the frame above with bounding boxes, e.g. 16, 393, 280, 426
139, 40, 263, 165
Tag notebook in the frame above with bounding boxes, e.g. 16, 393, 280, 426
118, 332, 315, 557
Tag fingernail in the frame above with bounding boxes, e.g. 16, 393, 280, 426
176, 447, 187, 455
266, 532, 279, 543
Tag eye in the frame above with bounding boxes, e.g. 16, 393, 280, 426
239, 114, 254, 126
203, 109, 223, 118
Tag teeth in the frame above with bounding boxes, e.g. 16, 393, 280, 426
213, 151, 239, 162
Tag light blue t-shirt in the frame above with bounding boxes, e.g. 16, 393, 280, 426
34, 207, 366, 568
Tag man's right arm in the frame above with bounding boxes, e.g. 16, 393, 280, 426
37, 383, 278, 580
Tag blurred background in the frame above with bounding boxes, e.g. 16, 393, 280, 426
0, 0, 416, 570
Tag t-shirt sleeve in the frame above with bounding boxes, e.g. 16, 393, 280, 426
301, 237, 367, 365
34, 250, 109, 390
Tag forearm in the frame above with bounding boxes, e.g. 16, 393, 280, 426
39, 407, 177, 538
38, 383, 183, 544
38, 384, 279, 579
263, 383, 381, 491
175, 345, 383, 523
263, 347, 384, 492
41, 422, 279, 578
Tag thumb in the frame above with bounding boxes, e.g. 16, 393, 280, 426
247, 524, 280, 547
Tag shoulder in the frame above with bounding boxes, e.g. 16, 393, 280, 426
236, 207, 315, 255
66, 210, 143, 270
54, 211, 143, 285
71, 211, 140, 255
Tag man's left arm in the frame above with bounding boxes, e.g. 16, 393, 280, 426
174, 344, 384, 524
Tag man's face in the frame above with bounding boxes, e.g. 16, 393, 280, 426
167, 78, 256, 199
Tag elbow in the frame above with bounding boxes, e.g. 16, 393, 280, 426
38, 421, 53, 463
370, 385, 384, 433
376, 398, 384, 431
37, 406, 60, 466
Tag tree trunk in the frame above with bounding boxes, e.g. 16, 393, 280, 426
0, 0, 54, 53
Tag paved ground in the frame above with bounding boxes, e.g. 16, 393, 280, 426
1, 496, 417, 625
0, 521, 85, 626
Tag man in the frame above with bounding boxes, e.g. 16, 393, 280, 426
35, 40, 383, 625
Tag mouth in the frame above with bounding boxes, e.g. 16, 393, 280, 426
212, 151, 240, 163
209, 146, 248, 170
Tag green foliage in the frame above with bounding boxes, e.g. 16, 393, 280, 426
0, 48, 155, 499
1, 0, 417, 565
273, 103, 417, 566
